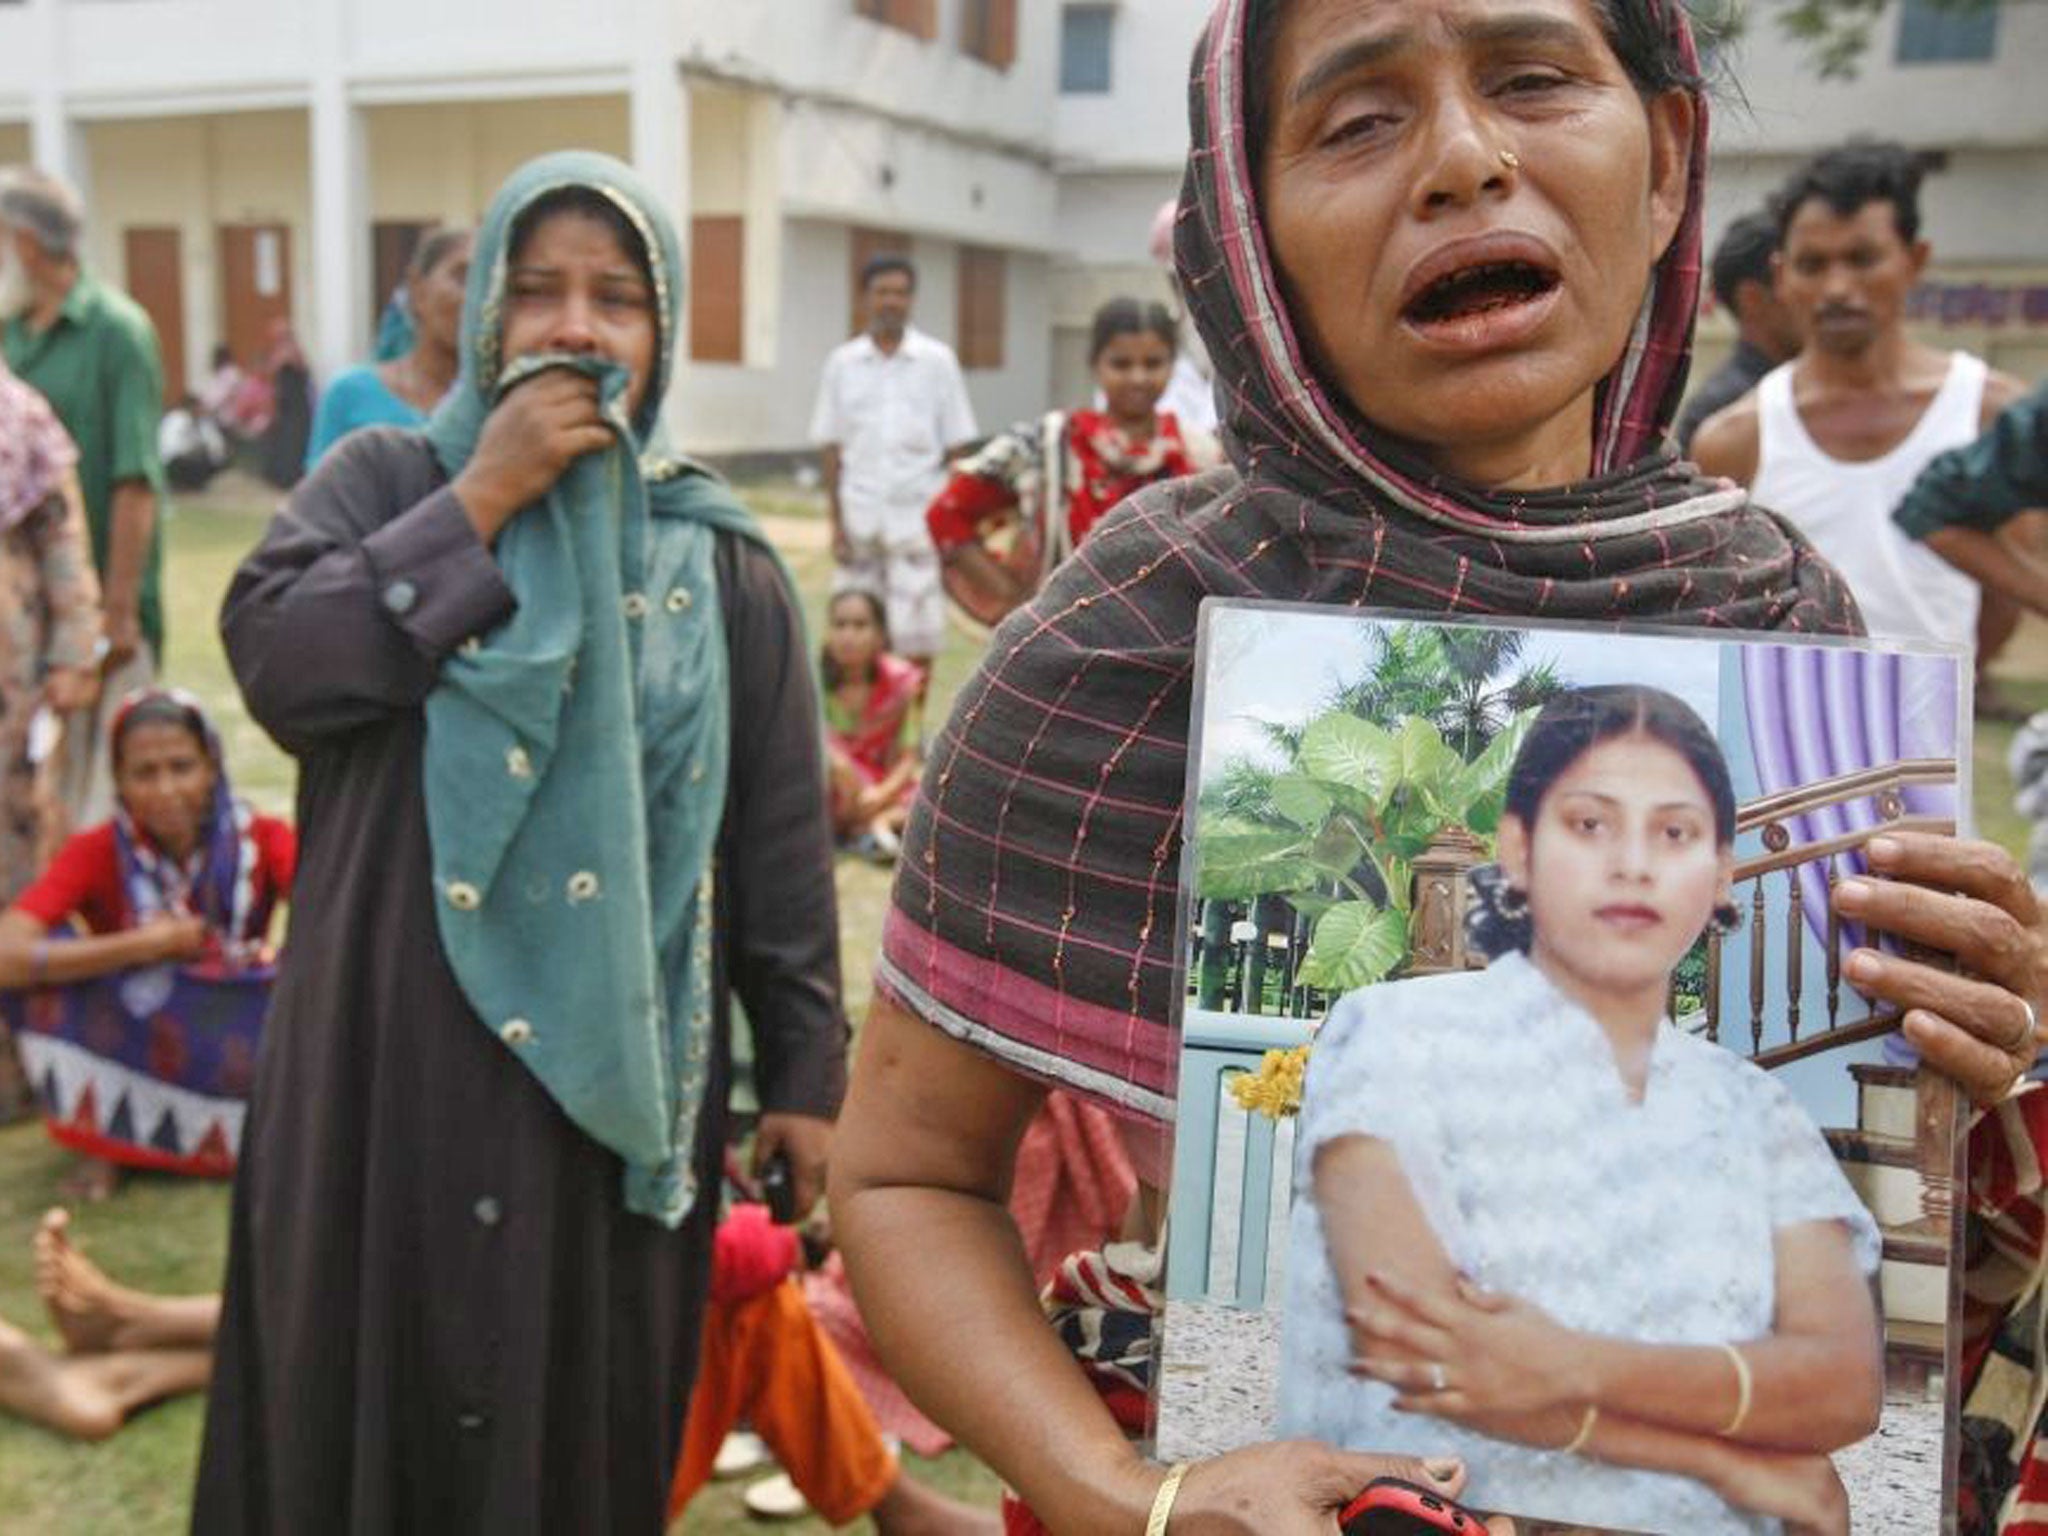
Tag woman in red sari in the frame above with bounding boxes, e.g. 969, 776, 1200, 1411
822, 589, 921, 862
928, 298, 1200, 627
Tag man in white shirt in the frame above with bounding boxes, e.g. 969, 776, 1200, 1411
1693, 142, 2023, 675
811, 256, 978, 678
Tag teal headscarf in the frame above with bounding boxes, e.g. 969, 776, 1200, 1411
421, 151, 769, 1226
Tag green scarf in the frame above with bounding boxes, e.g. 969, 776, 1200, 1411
421, 151, 769, 1226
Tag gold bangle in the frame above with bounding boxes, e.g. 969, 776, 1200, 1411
1560, 1404, 1598, 1455
1145, 1462, 1191, 1536
1716, 1342, 1754, 1437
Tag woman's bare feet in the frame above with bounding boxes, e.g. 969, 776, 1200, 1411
34, 1208, 220, 1354
35, 1208, 131, 1353
0, 1312, 121, 1441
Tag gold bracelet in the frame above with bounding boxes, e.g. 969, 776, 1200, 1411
1145, 1462, 1191, 1536
1716, 1342, 1754, 1437
1560, 1404, 1598, 1455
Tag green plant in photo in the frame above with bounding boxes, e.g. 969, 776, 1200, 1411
1196, 703, 1538, 994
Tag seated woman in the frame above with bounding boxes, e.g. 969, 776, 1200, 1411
822, 589, 922, 863
926, 297, 1198, 627
0, 691, 295, 1196
1283, 686, 1880, 1534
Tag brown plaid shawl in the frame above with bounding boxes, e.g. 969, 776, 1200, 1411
876, 0, 1859, 1125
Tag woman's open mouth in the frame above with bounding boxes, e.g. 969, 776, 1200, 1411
1397, 237, 1564, 351
1406, 261, 1559, 323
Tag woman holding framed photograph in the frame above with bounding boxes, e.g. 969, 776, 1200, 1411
829, 1, 2048, 1532
1281, 684, 1882, 1534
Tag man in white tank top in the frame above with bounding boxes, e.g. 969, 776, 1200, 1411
1693, 142, 2024, 661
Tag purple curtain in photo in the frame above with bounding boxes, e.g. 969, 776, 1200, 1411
1740, 644, 1962, 952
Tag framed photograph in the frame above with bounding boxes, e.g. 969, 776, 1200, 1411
1157, 601, 1969, 1536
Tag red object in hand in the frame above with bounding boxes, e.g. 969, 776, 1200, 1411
1339, 1478, 1488, 1535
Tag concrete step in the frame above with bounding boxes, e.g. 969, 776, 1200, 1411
1886, 1318, 1947, 1365
1878, 1219, 1951, 1329
1827, 1127, 1926, 1229
1851, 1062, 1918, 1141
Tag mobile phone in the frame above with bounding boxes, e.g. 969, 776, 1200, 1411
760, 1151, 797, 1224
1339, 1477, 1487, 1535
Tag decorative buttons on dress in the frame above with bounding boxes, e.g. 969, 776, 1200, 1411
459, 636, 483, 658
500, 1017, 534, 1046
566, 870, 600, 903
689, 761, 704, 783
445, 880, 481, 911
473, 1196, 503, 1227
505, 745, 532, 779
457, 1412, 488, 1433
381, 579, 418, 615
665, 587, 692, 613
622, 592, 650, 619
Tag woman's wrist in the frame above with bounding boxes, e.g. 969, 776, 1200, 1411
450, 468, 516, 544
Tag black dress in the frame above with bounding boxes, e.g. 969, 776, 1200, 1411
191, 429, 846, 1535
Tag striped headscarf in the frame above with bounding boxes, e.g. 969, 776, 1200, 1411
876, 0, 1859, 1127
110, 690, 267, 966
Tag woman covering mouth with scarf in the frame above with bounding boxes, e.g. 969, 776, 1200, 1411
830, 2, 2048, 1534
192, 154, 844, 1534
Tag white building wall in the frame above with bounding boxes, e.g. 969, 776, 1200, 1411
1049, 0, 1211, 406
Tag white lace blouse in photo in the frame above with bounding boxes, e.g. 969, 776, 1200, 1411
1274, 950, 1883, 1536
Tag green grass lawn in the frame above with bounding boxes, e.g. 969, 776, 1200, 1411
1, 469, 2040, 1533
0, 470, 997, 1535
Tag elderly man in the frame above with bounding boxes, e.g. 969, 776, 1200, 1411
0, 166, 166, 821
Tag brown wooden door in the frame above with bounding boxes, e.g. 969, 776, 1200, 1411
689, 216, 744, 364
218, 223, 293, 368
371, 220, 432, 338
122, 227, 185, 405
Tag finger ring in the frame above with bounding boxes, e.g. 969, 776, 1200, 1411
2017, 997, 2041, 1054
1429, 1362, 1447, 1393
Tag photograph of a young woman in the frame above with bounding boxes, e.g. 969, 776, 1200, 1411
1276, 683, 1885, 1536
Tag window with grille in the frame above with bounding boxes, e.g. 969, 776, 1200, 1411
1060, 4, 1114, 93
1895, 0, 1998, 62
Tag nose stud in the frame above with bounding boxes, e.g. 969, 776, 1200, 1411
1499, 149, 1521, 171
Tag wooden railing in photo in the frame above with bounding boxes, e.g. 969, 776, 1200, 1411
1174, 761, 1960, 1367
1703, 757, 1957, 1070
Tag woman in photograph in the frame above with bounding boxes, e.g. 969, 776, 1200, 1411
926, 296, 1198, 626
828, 1, 2047, 1534
192, 152, 844, 1532
1279, 684, 1881, 1534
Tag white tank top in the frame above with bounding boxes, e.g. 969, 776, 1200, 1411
1751, 353, 1987, 653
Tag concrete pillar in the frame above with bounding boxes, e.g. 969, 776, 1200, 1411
629, 0, 690, 438
307, 0, 364, 372
23, 0, 83, 196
